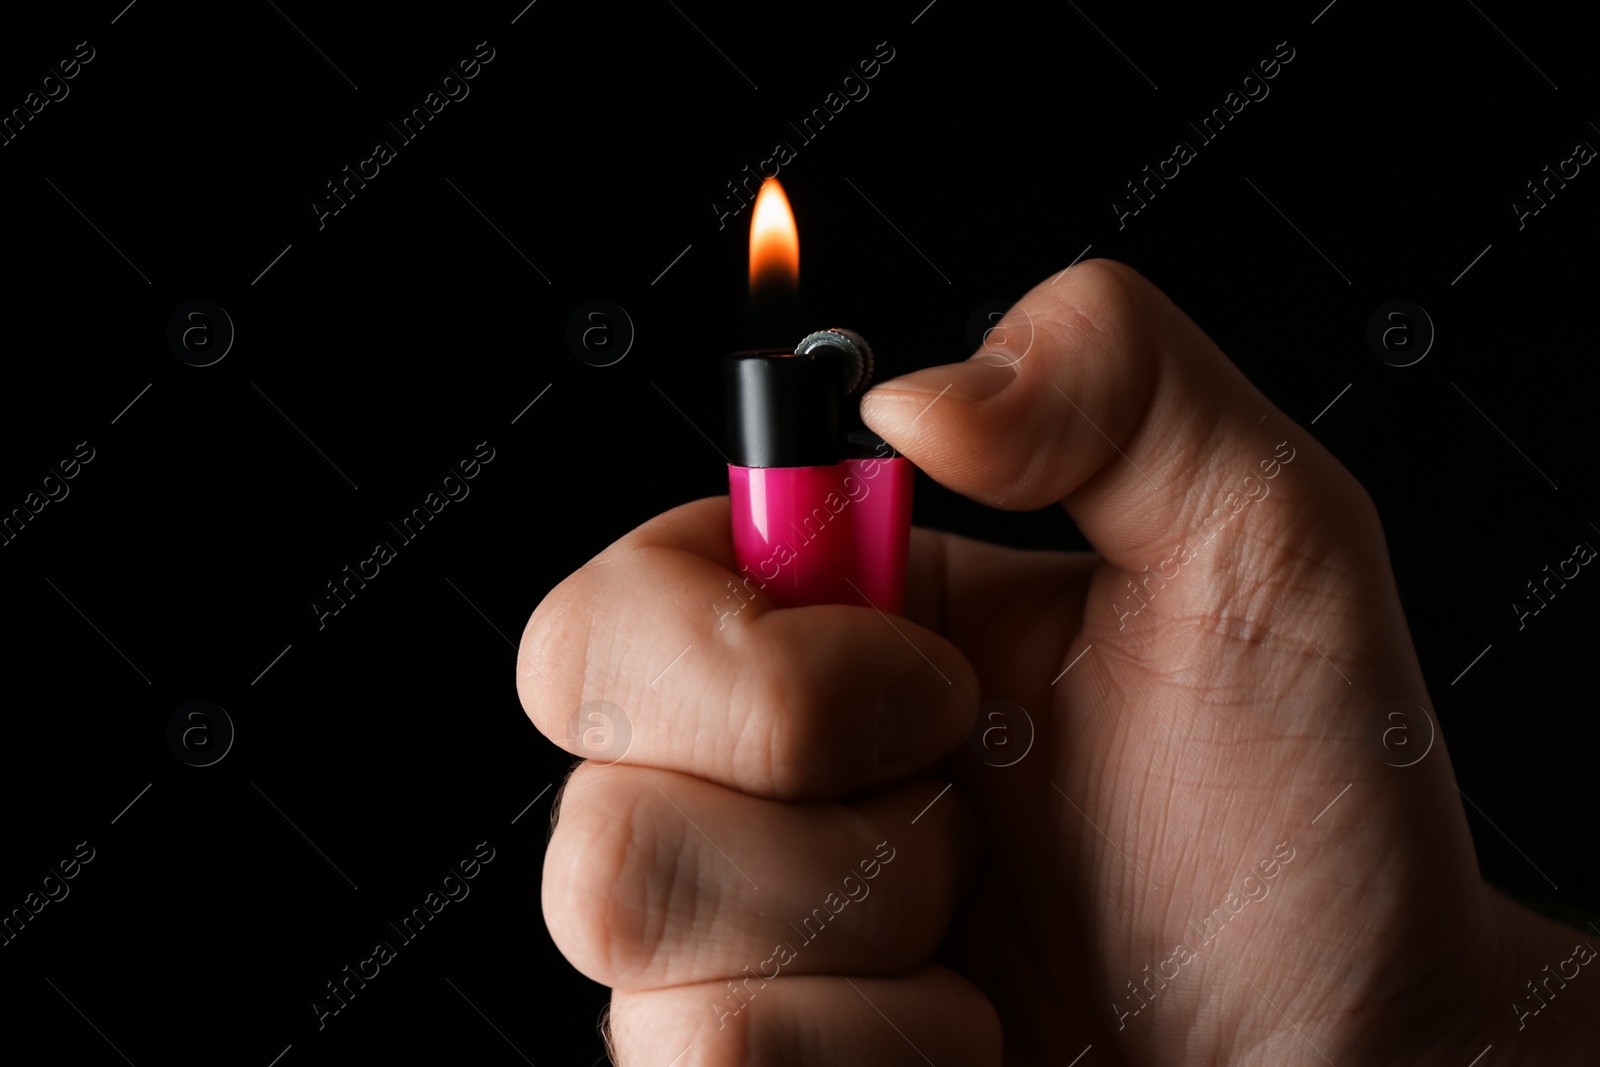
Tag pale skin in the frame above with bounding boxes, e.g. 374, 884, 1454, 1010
519, 260, 1597, 1065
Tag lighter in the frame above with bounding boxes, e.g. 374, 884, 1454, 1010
725, 328, 914, 613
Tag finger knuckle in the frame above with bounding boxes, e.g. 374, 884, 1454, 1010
610, 990, 757, 1066
1050, 257, 1149, 336
542, 768, 681, 987
731, 661, 810, 796
517, 573, 595, 739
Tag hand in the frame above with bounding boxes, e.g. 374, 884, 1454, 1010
519, 260, 1596, 1065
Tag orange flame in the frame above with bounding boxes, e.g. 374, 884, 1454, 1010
749, 178, 799, 291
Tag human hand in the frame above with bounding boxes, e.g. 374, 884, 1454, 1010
520, 259, 1597, 1065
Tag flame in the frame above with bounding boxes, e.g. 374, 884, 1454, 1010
749, 178, 799, 290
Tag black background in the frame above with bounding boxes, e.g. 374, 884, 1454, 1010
1, 1, 1596, 1064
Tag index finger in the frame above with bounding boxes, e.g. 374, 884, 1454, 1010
515, 496, 980, 799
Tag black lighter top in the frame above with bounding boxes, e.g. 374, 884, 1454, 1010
725, 328, 874, 469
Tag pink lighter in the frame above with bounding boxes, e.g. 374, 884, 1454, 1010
726, 329, 913, 613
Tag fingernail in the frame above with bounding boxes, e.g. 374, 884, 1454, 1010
867, 356, 1016, 404
876, 660, 968, 770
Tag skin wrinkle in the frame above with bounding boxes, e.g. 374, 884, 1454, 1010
1184, 633, 1305, 710
613, 773, 750, 992
614, 796, 945, 1002
1117, 778, 1157, 917
584, 605, 623, 739
1056, 780, 1130, 1041
712, 592, 761, 784
791, 1000, 833, 1066
602, 779, 654, 986
746, 667, 782, 792
1456, 898, 1518, 1061
521, 583, 576, 746
1291, 872, 1493, 1061
753, 657, 792, 795
1159, 830, 1333, 1061
1134, 738, 1174, 893
832, 802, 910, 962
552, 772, 638, 983
634, 784, 692, 988
1060, 403, 1172, 561
706, 829, 761, 970
689, 649, 727, 784
1064, 366, 1225, 572
1039, 266, 1136, 406
653, 573, 716, 768
1111, 400, 1294, 578
1099, 723, 1311, 1036
1108, 503, 1357, 695
1084, 616, 1231, 704
979, 309, 1116, 507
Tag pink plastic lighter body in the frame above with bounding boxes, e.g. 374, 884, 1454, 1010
728, 457, 913, 613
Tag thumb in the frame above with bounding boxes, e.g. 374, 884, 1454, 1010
859, 258, 1375, 576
